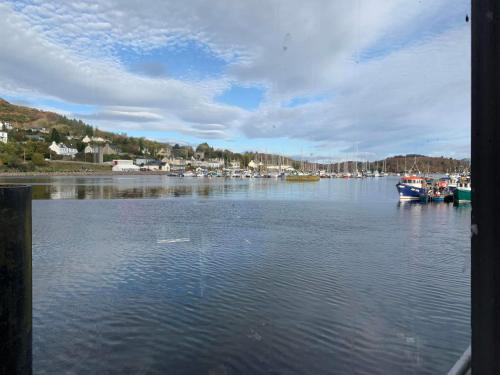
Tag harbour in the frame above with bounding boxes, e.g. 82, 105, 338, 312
0, 175, 471, 374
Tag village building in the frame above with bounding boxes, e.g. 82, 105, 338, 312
1, 120, 13, 130
26, 134, 45, 142
102, 144, 118, 155
49, 141, 77, 157
82, 135, 107, 143
156, 148, 171, 158
112, 160, 140, 172
0, 131, 7, 143
165, 158, 187, 172
32, 127, 49, 134
230, 160, 241, 169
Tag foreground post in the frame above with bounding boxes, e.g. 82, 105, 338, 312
472, 1, 500, 374
0, 185, 32, 375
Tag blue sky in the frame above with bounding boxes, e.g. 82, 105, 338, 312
0, 0, 470, 160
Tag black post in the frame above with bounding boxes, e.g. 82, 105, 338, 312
472, 1, 500, 374
0, 185, 32, 375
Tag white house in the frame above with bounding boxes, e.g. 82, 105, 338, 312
82, 135, 107, 143
0, 131, 7, 143
1, 121, 13, 130
206, 158, 224, 169
112, 160, 140, 172
84, 145, 99, 154
49, 141, 78, 157
230, 160, 241, 169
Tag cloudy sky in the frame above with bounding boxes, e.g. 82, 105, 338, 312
0, 0, 470, 160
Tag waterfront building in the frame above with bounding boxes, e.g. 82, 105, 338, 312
111, 160, 140, 172
166, 158, 187, 172
230, 160, 241, 169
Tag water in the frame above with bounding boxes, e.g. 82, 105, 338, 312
1, 176, 471, 374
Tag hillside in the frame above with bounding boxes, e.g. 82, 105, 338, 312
0, 98, 469, 174
371, 155, 470, 174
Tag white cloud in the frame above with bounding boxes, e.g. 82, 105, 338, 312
0, 0, 471, 158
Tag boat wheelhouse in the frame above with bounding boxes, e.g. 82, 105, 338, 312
453, 177, 472, 203
396, 176, 427, 200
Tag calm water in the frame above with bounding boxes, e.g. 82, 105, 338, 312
1, 176, 471, 374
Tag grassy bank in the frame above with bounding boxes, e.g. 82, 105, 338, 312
0, 160, 111, 175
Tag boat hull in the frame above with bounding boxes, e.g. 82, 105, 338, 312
286, 175, 320, 182
396, 183, 426, 200
453, 188, 472, 203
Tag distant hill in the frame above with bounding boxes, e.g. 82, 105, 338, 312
0, 98, 92, 135
373, 155, 470, 174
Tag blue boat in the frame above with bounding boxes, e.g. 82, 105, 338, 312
430, 195, 445, 202
396, 176, 427, 200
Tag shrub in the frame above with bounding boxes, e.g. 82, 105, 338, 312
31, 152, 46, 166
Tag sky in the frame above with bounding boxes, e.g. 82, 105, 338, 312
0, 0, 471, 160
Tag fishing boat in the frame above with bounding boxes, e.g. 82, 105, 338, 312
453, 177, 472, 203
396, 176, 427, 200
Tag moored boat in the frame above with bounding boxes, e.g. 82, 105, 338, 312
453, 177, 471, 203
286, 175, 320, 182
396, 176, 427, 200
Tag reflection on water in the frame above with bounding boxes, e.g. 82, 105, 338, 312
3, 176, 296, 200
2, 175, 407, 201
0, 175, 471, 374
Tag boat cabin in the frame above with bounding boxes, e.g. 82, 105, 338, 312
400, 176, 425, 188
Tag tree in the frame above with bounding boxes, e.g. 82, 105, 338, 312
31, 152, 45, 166
85, 125, 94, 136
50, 128, 61, 143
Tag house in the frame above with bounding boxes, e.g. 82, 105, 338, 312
112, 160, 140, 172
206, 158, 224, 169
102, 144, 118, 155
34, 127, 49, 134
82, 135, 107, 143
49, 141, 77, 157
194, 151, 205, 160
156, 148, 171, 158
165, 158, 186, 172
0, 131, 7, 143
84, 145, 99, 154
230, 160, 241, 169
140, 160, 165, 171
26, 134, 45, 142
134, 158, 156, 166
1, 121, 13, 130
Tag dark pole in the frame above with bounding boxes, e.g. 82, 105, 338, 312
472, 1, 500, 374
0, 185, 32, 375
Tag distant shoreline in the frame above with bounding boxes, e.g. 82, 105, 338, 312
0, 171, 170, 177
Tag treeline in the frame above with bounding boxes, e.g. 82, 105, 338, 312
374, 155, 470, 173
